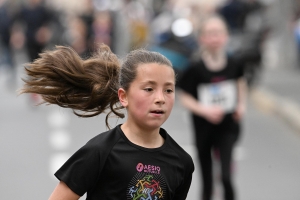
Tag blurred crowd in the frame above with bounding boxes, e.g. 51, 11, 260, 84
1, 0, 298, 90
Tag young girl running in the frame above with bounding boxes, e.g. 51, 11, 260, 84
177, 15, 247, 200
21, 44, 194, 200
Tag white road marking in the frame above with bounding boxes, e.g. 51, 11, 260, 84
49, 130, 71, 150
47, 109, 70, 128
48, 108, 71, 178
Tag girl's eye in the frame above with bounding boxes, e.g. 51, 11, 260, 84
144, 88, 153, 92
166, 89, 174, 93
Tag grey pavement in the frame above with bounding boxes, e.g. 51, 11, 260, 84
250, 0, 300, 134
251, 66, 300, 134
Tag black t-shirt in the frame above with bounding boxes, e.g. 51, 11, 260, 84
177, 57, 244, 115
55, 125, 194, 200
177, 56, 245, 135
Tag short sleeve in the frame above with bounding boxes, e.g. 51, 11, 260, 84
237, 59, 245, 78
232, 55, 246, 78
54, 144, 101, 196
177, 65, 199, 96
173, 158, 194, 200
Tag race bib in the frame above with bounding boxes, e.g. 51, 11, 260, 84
198, 80, 237, 113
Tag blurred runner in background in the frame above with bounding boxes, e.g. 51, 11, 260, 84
17, 0, 53, 62
218, 0, 270, 88
0, 0, 19, 88
177, 15, 247, 200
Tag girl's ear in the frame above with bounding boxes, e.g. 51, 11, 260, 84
118, 88, 128, 107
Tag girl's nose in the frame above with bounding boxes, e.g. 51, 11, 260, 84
155, 91, 165, 104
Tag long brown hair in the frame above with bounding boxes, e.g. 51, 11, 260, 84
20, 44, 172, 128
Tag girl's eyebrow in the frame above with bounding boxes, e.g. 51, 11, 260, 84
165, 82, 175, 86
141, 80, 175, 86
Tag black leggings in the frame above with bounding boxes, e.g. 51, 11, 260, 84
193, 115, 240, 200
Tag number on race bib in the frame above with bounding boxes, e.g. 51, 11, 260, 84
198, 80, 237, 113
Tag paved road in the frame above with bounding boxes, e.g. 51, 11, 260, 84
1, 71, 300, 200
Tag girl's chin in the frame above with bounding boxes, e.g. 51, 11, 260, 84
143, 121, 166, 130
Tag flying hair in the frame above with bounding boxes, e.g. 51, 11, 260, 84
20, 44, 122, 128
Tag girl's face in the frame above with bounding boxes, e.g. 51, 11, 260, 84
199, 18, 228, 53
119, 63, 175, 131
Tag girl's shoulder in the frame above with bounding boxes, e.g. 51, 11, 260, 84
85, 125, 122, 150
226, 53, 246, 67
161, 128, 194, 166
180, 58, 205, 76
189, 56, 205, 67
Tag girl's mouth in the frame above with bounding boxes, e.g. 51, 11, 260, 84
150, 110, 165, 114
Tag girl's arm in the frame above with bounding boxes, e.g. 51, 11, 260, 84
178, 90, 224, 124
48, 181, 80, 200
233, 77, 247, 121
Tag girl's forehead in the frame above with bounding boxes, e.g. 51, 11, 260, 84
135, 63, 175, 80
137, 63, 173, 72
203, 18, 226, 30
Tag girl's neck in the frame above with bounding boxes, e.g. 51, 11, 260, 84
120, 122, 164, 149
201, 49, 227, 72
121, 122, 164, 148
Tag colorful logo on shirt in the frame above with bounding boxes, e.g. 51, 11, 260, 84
136, 163, 160, 174
127, 173, 166, 200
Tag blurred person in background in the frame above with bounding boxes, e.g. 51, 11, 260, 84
15, 0, 54, 103
78, 0, 95, 53
72, 0, 131, 57
238, 0, 269, 87
66, 16, 90, 58
292, 0, 300, 67
123, 0, 150, 50
17, 0, 52, 62
218, 0, 269, 88
66, 10, 114, 59
148, 0, 197, 74
218, 0, 247, 33
189, 1, 218, 34
77, 0, 114, 55
0, 0, 14, 68
177, 15, 247, 200
91, 10, 113, 50
0, 0, 19, 88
